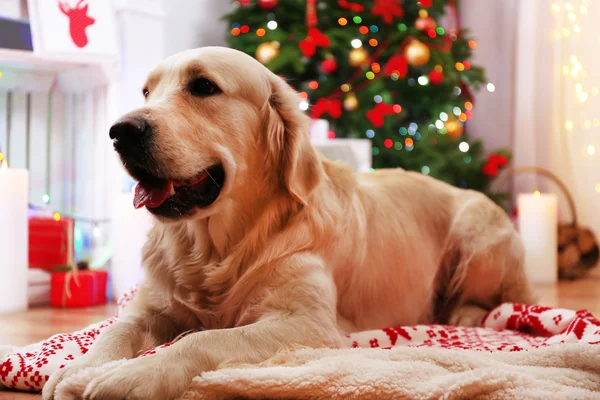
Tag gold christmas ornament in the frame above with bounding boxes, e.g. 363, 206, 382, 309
255, 41, 280, 64
404, 40, 430, 67
343, 93, 359, 111
445, 116, 464, 139
415, 16, 437, 31
349, 47, 369, 67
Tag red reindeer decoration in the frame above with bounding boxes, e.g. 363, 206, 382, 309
58, 0, 95, 48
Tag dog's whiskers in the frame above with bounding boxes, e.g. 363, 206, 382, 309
205, 168, 221, 188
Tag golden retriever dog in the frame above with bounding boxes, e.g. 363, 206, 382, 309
43, 47, 535, 400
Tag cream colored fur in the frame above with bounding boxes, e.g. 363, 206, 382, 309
53, 344, 600, 400
43, 47, 535, 400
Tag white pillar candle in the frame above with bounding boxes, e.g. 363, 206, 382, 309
0, 159, 29, 313
517, 191, 558, 284
110, 190, 154, 300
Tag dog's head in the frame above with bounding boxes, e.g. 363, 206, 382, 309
110, 47, 323, 221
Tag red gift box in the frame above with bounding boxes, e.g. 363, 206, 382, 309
50, 270, 108, 308
29, 216, 74, 271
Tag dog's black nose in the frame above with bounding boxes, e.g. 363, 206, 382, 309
109, 117, 151, 141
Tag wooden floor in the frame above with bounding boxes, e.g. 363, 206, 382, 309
1, 268, 600, 399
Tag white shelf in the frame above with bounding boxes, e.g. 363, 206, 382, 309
0, 48, 118, 92
0, 48, 116, 73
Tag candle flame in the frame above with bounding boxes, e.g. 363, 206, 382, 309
534, 190, 541, 198
0, 158, 7, 169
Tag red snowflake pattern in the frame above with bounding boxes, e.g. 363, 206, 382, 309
1, 289, 600, 393
0, 360, 13, 380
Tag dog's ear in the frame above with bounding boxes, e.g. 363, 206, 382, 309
264, 75, 324, 206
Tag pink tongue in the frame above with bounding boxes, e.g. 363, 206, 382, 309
133, 181, 171, 209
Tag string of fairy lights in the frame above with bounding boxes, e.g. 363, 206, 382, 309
551, 1, 600, 194
1, 93, 109, 262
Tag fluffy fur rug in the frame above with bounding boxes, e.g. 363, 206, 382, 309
1, 289, 599, 399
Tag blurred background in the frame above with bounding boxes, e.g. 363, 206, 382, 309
0, 0, 598, 312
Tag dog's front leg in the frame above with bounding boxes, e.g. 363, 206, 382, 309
43, 298, 178, 400
79, 255, 340, 400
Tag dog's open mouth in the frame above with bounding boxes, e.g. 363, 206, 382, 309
130, 164, 225, 217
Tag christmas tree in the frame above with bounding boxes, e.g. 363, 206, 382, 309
225, 0, 511, 203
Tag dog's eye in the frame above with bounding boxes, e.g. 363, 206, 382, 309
189, 78, 220, 97
142, 88, 149, 98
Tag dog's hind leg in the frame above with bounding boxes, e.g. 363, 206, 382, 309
436, 194, 537, 327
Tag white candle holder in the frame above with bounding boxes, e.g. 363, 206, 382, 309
0, 159, 30, 313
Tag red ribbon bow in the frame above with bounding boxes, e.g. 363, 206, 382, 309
482, 154, 509, 177
338, 0, 365, 12
488, 154, 509, 167
372, 0, 404, 25
299, 28, 331, 57
366, 102, 400, 128
384, 55, 408, 77
311, 98, 342, 119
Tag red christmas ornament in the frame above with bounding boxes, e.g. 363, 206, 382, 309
384, 55, 408, 78
366, 102, 400, 128
419, 0, 433, 7
428, 70, 444, 85
321, 58, 338, 74
372, 0, 404, 24
299, 27, 331, 57
312, 98, 342, 119
258, 0, 278, 10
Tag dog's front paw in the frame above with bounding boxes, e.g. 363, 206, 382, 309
80, 355, 191, 400
42, 356, 106, 400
